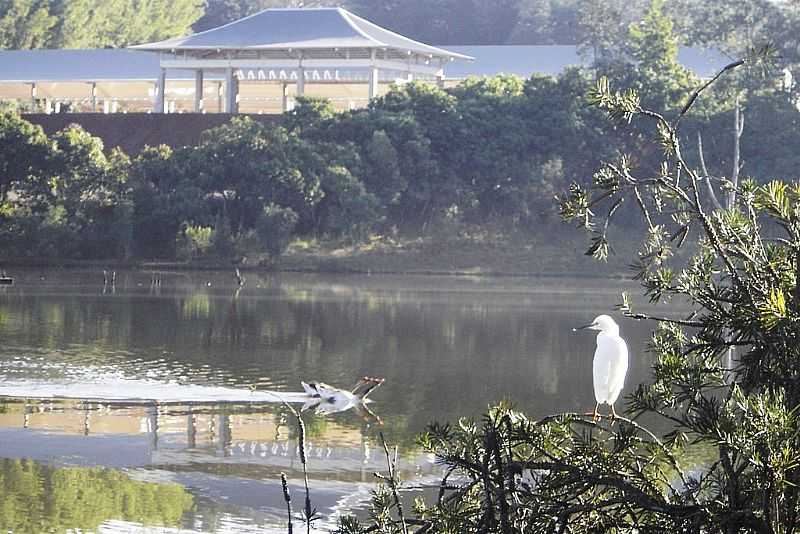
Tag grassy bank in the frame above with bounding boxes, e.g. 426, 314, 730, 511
1, 228, 638, 278
273, 231, 634, 277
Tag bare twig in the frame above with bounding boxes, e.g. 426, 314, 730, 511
297, 414, 313, 533
677, 59, 745, 125
438, 466, 456, 506
624, 312, 704, 328
264, 391, 315, 534
379, 431, 409, 534
728, 94, 745, 210
697, 132, 723, 211
632, 185, 654, 230
281, 472, 294, 534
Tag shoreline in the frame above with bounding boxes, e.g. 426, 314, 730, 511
0, 256, 631, 280
0, 230, 637, 280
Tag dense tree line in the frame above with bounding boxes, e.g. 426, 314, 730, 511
0, 0, 201, 48
0, 1, 798, 262
0, 71, 609, 260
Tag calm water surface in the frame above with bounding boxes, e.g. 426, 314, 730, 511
0, 269, 673, 532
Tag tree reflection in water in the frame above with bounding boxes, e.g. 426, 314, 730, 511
0, 270, 663, 445
0, 458, 193, 533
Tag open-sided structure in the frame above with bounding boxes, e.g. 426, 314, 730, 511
130, 7, 472, 113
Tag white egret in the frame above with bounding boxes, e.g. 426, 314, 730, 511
574, 314, 629, 420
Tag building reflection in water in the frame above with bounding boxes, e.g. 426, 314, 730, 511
0, 399, 428, 483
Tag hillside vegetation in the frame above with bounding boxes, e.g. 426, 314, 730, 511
0, 2, 798, 275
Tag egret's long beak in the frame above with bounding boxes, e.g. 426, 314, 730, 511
573, 323, 596, 332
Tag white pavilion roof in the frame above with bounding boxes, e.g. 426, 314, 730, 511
131, 8, 472, 61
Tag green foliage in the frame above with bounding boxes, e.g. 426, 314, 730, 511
0, 0, 202, 49
554, 58, 800, 532
318, 165, 380, 242
282, 96, 337, 134
129, 145, 199, 259
507, 0, 581, 45
182, 224, 213, 258
256, 202, 298, 258
0, 119, 132, 258
0, 0, 56, 49
597, 0, 696, 113
338, 42, 800, 534
54, 0, 202, 48
46, 125, 132, 258
0, 110, 51, 202
3, 55, 800, 261
209, 213, 235, 258
0, 458, 193, 532
574, 0, 647, 59
195, 117, 323, 232
363, 129, 405, 207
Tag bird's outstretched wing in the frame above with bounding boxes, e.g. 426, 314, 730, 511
301, 381, 321, 397
350, 376, 385, 400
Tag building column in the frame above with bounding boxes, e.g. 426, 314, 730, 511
148, 404, 159, 450
154, 68, 166, 113
436, 72, 445, 89
194, 69, 204, 113
297, 67, 305, 97
219, 414, 232, 457
368, 49, 379, 100
90, 82, 98, 112
186, 407, 197, 449
368, 66, 379, 100
30, 82, 36, 111
281, 81, 289, 113
225, 67, 238, 113
217, 81, 223, 112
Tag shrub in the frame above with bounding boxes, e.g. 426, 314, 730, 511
257, 203, 298, 258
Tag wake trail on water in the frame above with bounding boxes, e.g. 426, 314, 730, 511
0, 376, 311, 405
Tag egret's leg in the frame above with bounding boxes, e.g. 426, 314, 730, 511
592, 403, 600, 422
610, 404, 618, 420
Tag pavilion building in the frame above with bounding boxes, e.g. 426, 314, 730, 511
130, 7, 472, 114
0, 6, 728, 115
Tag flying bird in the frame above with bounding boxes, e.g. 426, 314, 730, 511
301, 376, 385, 422
575, 314, 629, 420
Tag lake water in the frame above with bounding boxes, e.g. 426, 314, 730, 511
0, 269, 671, 533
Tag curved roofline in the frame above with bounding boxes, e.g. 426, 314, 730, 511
340, 9, 472, 60
129, 7, 473, 61
337, 7, 382, 46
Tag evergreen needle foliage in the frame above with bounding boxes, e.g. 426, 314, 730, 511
338, 47, 800, 534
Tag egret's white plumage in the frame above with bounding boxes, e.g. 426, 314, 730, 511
300, 377, 384, 421
577, 314, 629, 419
